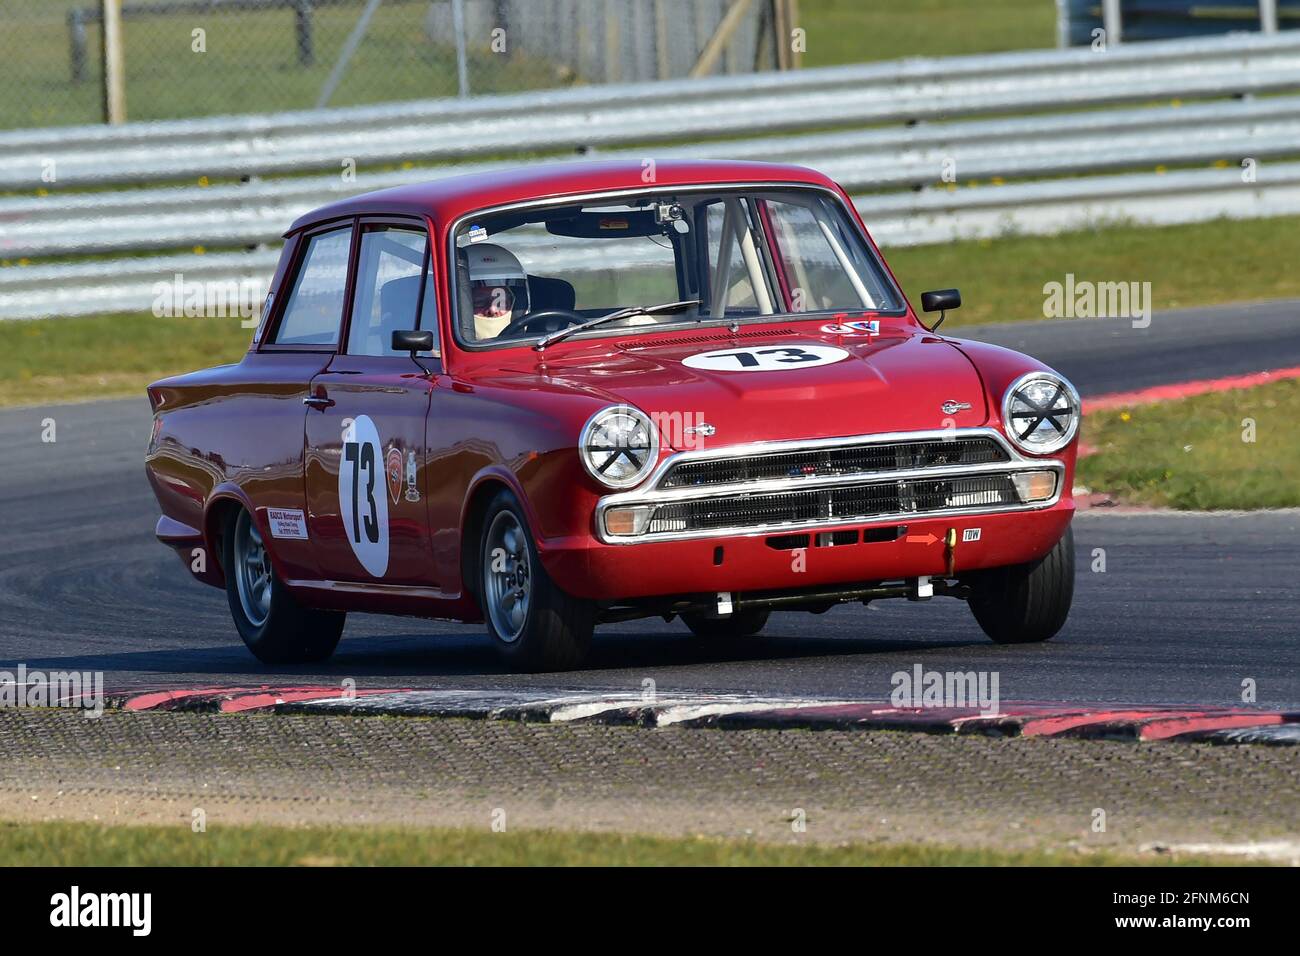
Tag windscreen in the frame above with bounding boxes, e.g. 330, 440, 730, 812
451, 187, 903, 346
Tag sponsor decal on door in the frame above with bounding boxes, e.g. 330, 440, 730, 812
266, 508, 308, 540
385, 446, 403, 505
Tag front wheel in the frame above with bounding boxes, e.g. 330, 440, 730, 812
478, 490, 594, 672
223, 507, 345, 664
966, 524, 1074, 644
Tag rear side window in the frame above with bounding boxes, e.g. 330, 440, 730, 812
272, 227, 352, 345
346, 226, 431, 356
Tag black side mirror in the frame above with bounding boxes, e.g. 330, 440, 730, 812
920, 288, 961, 331
392, 329, 434, 356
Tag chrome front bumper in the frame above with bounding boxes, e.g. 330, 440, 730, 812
594, 427, 1066, 544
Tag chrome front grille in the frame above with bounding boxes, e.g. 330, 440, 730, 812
595, 428, 1064, 544
658, 437, 1008, 488
646, 475, 1020, 535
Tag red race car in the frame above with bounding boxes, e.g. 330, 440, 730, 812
146, 160, 1079, 671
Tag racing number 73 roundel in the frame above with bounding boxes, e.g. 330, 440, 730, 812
338, 415, 389, 577
682, 344, 849, 372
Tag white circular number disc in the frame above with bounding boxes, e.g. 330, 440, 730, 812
682, 343, 850, 373
338, 414, 389, 577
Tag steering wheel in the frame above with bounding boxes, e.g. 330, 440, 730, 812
498, 309, 585, 339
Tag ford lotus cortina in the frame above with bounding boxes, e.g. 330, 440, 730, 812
146, 161, 1078, 671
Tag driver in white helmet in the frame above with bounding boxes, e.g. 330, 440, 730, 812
467, 243, 530, 340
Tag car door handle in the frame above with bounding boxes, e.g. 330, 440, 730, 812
303, 395, 335, 410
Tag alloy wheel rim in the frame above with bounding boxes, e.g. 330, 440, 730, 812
484, 511, 530, 643
234, 511, 272, 628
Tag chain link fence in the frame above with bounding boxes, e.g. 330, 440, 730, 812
1, 0, 791, 130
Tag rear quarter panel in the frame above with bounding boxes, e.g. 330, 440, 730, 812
146, 352, 329, 585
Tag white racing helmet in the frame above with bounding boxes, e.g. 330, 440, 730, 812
466, 242, 529, 340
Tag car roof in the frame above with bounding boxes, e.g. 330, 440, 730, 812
287, 159, 839, 235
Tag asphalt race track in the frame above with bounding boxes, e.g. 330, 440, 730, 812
960, 297, 1300, 395
2, 303, 1297, 708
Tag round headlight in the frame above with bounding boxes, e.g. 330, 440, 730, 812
1002, 371, 1080, 455
579, 405, 659, 489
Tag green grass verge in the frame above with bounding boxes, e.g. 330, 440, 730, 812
0, 819, 1241, 866
1078, 379, 1300, 509
8, 0, 565, 129
0, 312, 251, 408
11, 0, 1054, 130
885, 214, 1300, 328
6, 214, 1300, 408
800, 0, 1055, 67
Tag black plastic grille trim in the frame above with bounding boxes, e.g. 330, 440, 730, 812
658, 438, 1007, 489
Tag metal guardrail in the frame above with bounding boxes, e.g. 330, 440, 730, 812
7, 92, 1300, 258
5, 31, 1300, 187
3, 33, 1300, 319
0, 30, 1277, 145
7, 161, 1299, 321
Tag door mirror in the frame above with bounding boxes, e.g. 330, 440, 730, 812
392, 329, 435, 356
921, 289, 961, 313
919, 288, 961, 331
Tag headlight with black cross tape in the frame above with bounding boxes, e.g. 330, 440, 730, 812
1001, 371, 1081, 457
579, 404, 660, 493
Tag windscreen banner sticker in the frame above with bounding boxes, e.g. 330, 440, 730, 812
820, 320, 879, 335
339, 415, 389, 577
265, 508, 308, 540
682, 344, 850, 373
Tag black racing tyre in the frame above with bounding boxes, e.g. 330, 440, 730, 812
967, 524, 1074, 645
681, 608, 770, 639
223, 507, 345, 664
478, 490, 595, 672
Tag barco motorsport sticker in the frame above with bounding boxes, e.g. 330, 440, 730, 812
682, 343, 850, 373
266, 508, 308, 540
339, 414, 390, 577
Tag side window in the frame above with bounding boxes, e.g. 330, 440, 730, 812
762, 197, 900, 312
272, 227, 352, 345
346, 226, 430, 356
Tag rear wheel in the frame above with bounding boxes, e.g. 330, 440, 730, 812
681, 608, 770, 639
223, 507, 345, 664
967, 524, 1074, 644
479, 490, 594, 672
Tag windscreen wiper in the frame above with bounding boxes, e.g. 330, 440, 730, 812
533, 299, 701, 351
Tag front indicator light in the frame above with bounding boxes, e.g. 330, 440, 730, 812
1012, 470, 1057, 503
604, 505, 655, 537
